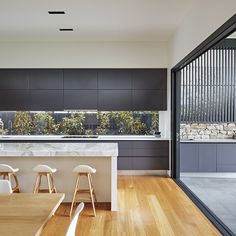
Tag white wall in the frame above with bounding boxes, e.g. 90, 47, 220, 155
170, 0, 236, 67
0, 42, 168, 68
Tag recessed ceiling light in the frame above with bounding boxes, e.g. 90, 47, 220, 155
48, 11, 65, 14
59, 28, 73, 31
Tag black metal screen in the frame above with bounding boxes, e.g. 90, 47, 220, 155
181, 48, 236, 123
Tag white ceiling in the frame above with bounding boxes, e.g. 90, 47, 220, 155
0, 0, 196, 42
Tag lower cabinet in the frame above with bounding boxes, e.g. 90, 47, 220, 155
118, 141, 169, 170
180, 142, 235, 172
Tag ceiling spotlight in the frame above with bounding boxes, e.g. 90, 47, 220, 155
59, 28, 74, 31
48, 11, 65, 14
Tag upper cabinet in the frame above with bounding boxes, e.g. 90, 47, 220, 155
132, 69, 167, 90
64, 69, 97, 89
29, 69, 63, 89
98, 69, 132, 89
0, 69, 29, 89
0, 68, 167, 111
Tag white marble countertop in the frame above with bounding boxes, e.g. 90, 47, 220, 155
181, 139, 236, 143
0, 142, 118, 157
0, 135, 169, 141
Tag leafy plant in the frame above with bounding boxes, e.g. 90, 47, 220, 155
13, 112, 34, 135
110, 111, 147, 135
0, 118, 5, 135
33, 112, 59, 135
96, 112, 110, 135
59, 112, 85, 135
150, 111, 159, 134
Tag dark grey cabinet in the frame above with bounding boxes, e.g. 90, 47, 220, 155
0, 69, 29, 89
180, 143, 199, 172
180, 142, 236, 172
64, 90, 97, 109
98, 69, 132, 89
132, 90, 166, 110
98, 90, 132, 110
64, 69, 97, 89
29, 90, 63, 110
118, 140, 169, 170
217, 144, 236, 171
132, 69, 167, 89
0, 68, 167, 111
0, 90, 30, 110
199, 144, 217, 172
29, 69, 63, 89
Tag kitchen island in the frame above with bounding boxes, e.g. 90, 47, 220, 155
0, 142, 118, 211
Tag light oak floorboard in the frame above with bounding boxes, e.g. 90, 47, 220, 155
41, 176, 221, 236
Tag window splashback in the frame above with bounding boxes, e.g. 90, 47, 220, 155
0, 111, 159, 136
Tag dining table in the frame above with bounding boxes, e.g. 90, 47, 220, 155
0, 193, 65, 236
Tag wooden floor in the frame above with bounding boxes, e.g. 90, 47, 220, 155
41, 176, 220, 236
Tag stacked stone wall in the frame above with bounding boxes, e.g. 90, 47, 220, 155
180, 123, 236, 139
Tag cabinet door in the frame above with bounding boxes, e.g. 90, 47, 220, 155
64, 69, 97, 89
132, 69, 167, 89
29, 69, 63, 89
0, 90, 30, 110
98, 90, 132, 110
180, 143, 199, 172
199, 144, 217, 172
132, 90, 166, 110
29, 90, 63, 110
217, 144, 236, 171
64, 90, 97, 110
118, 157, 132, 170
0, 69, 29, 89
132, 157, 168, 170
98, 69, 132, 89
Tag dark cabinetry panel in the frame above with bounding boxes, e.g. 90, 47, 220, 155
132, 90, 166, 110
0, 69, 29, 89
118, 140, 169, 170
0, 90, 30, 110
98, 69, 132, 89
132, 69, 167, 89
132, 157, 168, 170
118, 157, 132, 170
180, 143, 199, 172
29, 69, 63, 89
29, 90, 63, 110
181, 142, 236, 172
64, 90, 97, 109
199, 144, 217, 172
217, 144, 236, 171
64, 69, 97, 89
98, 90, 132, 110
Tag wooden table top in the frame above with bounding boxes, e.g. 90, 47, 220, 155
0, 193, 65, 236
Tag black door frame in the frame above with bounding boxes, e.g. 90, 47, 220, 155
171, 14, 236, 236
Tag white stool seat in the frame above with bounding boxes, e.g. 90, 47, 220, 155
73, 165, 96, 174
0, 164, 19, 173
33, 164, 56, 173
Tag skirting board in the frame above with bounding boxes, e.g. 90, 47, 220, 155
181, 172, 236, 178
118, 170, 168, 176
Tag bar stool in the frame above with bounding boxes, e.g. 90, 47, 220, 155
33, 164, 57, 194
70, 165, 97, 217
0, 164, 20, 193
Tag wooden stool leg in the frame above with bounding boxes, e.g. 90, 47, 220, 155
12, 173, 20, 193
70, 174, 80, 217
33, 174, 40, 193
50, 173, 57, 193
88, 174, 96, 217
47, 173, 52, 193
89, 174, 97, 202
